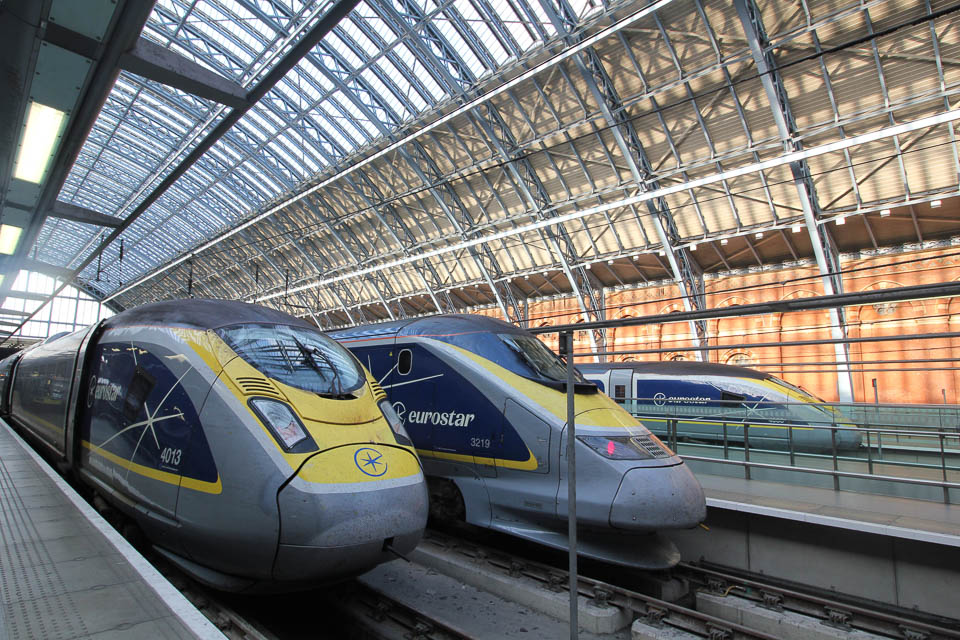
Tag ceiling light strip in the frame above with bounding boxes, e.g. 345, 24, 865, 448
102, 0, 679, 303
253, 107, 960, 303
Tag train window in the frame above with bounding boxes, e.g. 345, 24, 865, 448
123, 367, 155, 421
398, 349, 412, 375
614, 384, 626, 404
721, 391, 744, 407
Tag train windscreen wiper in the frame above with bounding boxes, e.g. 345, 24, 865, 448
292, 336, 344, 397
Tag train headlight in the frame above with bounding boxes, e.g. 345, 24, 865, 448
578, 435, 657, 460
249, 398, 316, 452
379, 400, 413, 447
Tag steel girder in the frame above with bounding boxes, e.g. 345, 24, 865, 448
539, 0, 705, 359
734, 0, 854, 402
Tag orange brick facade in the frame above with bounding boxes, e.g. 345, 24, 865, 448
476, 247, 960, 404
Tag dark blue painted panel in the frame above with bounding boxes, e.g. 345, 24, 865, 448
79, 342, 217, 483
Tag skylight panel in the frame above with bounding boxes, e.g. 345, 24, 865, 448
433, 15, 485, 79
393, 42, 446, 101
527, 0, 556, 38
288, 69, 324, 103
274, 74, 311, 112
265, 137, 308, 180
377, 58, 427, 112
492, 0, 535, 51
361, 68, 408, 123
279, 130, 321, 173
340, 16, 378, 58
454, 0, 509, 64
363, 10, 401, 48
311, 108, 354, 155
242, 108, 281, 142
186, 11, 255, 67
327, 32, 364, 70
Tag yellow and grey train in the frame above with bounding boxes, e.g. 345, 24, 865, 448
332, 314, 706, 570
0, 299, 428, 591
578, 361, 862, 452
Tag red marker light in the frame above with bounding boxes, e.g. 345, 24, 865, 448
607, 439, 616, 455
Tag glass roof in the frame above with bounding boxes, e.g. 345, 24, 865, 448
36, 0, 592, 293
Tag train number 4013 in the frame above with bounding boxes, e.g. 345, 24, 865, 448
160, 447, 182, 465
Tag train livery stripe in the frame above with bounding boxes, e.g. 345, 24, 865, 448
82, 441, 223, 494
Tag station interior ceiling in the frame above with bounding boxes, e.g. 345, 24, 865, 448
0, 0, 958, 333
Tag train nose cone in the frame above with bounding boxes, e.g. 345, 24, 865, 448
273, 444, 428, 584
609, 462, 706, 531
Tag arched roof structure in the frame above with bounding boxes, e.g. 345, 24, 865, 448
1, 0, 958, 333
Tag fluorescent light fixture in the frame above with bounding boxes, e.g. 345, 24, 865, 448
585, 263, 592, 269
755, 232, 764, 239
14, 102, 67, 184
689, 243, 697, 251
880, 209, 891, 217
720, 238, 728, 245
835, 216, 845, 225
792, 224, 802, 233
658, 250, 665, 256
0, 225, 23, 255
931, 200, 942, 208
607, 259, 614, 264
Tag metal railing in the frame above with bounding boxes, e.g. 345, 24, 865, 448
621, 397, 960, 504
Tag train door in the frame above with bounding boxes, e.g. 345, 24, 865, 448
609, 369, 633, 413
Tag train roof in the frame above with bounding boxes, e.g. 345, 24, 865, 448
331, 313, 526, 341
577, 360, 771, 381
102, 299, 313, 332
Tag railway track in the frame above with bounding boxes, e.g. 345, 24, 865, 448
675, 562, 960, 640
422, 528, 960, 639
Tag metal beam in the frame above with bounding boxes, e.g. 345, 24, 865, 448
47, 201, 122, 228
538, 0, 700, 359
120, 37, 250, 110
735, 0, 854, 401
2, 0, 362, 343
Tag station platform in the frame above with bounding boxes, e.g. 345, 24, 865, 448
0, 420, 224, 640
671, 471, 960, 619
696, 473, 960, 547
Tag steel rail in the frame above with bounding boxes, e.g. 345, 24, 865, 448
681, 454, 960, 490
423, 531, 780, 640
337, 581, 474, 640
577, 330, 960, 359
678, 562, 960, 639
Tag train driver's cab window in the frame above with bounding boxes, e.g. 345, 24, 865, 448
614, 384, 626, 404
124, 367, 155, 421
398, 349, 412, 375
721, 391, 744, 409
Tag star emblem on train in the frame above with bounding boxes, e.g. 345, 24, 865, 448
354, 447, 388, 477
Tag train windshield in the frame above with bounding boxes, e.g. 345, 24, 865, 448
217, 323, 365, 397
497, 333, 584, 384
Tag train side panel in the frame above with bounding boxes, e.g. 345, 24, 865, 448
11, 329, 89, 457
0, 352, 21, 416
76, 326, 223, 556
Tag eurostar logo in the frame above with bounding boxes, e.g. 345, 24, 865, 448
354, 447, 388, 477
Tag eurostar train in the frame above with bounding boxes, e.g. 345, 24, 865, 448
0, 300, 427, 592
332, 315, 706, 569
578, 361, 862, 452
